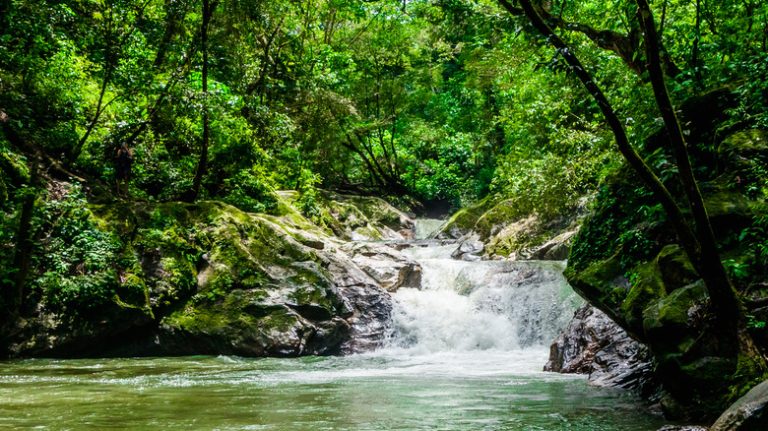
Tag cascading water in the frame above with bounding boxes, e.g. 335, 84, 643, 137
381, 240, 584, 357
413, 218, 445, 240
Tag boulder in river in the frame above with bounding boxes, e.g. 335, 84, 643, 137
545, 304, 657, 393
709, 380, 768, 431
342, 242, 422, 292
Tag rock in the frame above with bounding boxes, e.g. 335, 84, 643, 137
437, 197, 496, 240
7, 198, 407, 358
546, 304, 656, 393
528, 228, 578, 260
342, 242, 422, 292
313, 191, 415, 241
451, 235, 485, 261
710, 380, 768, 431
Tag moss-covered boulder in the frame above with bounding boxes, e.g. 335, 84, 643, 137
438, 196, 583, 260
5, 194, 420, 358
565, 123, 768, 420
277, 190, 415, 241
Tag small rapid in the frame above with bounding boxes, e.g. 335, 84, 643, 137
381, 242, 583, 356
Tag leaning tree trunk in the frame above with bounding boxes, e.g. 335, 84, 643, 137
634, 0, 763, 362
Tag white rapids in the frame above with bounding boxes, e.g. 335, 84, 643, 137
379, 241, 584, 361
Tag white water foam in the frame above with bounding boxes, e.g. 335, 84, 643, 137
381, 240, 582, 358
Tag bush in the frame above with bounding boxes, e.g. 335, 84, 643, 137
297, 168, 322, 220
32, 184, 123, 314
221, 166, 279, 214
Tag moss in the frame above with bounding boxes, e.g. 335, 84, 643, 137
619, 260, 666, 332
643, 281, 707, 355
568, 168, 666, 272
484, 215, 544, 257
472, 199, 521, 239
656, 245, 698, 292
440, 195, 494, 237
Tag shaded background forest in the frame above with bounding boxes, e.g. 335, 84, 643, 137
2, 0, 765, 210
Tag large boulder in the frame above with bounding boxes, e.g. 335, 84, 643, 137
546, 304, 656, 392
710, 380, 768, 431
308, 191, 415, 241
342, 242, 421, 292
437, 196, 584, 261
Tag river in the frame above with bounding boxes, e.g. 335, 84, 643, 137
0, 227, 665, 430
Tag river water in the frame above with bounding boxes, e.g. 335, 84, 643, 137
0, 228, 665, 430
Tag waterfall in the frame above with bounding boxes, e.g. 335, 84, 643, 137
413, 218, 445, 240
383, 243, 583, 354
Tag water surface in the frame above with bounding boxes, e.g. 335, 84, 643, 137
0, 351, 664, 430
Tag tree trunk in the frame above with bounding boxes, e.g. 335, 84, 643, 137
10, 164, 36, 314
0, 119, 37, 318
190, 0, 214, 201
635, 0, 752, 343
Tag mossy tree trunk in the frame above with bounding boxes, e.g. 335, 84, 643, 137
0, 116, 37, 321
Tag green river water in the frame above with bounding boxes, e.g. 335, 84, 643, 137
0, 351, 665, 430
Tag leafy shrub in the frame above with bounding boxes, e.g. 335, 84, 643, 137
32, 184, 123, 314
221, 166, 279, 214
297, 168, 322, 220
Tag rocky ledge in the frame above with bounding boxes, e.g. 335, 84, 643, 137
545, 304, 657, 395
2, 193, 420, 358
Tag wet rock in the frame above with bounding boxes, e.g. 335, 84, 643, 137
451, 235, 485, 261
710, 380, 768, 431
7, 199, 403, 358
342, 242, 422, 292
546, 304, 656, 392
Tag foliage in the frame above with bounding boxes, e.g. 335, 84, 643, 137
297, 168, 322, 221
31, 184, 124, 315
0, 0, 767, 342
221, 166, 279, 214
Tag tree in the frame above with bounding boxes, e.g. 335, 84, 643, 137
189, 0, 219, 201
499, 0, 766, 381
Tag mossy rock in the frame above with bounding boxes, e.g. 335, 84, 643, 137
12, 195, 398, 358
657, 245, 699, 292
718, 130, 768, 172
622, 259, 668, 334
565, 252, 631, 331
439, 196, 495, 238
643, 281, 708, 356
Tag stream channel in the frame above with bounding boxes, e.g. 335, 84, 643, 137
0, 220, 666, 430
